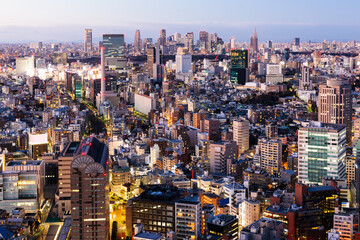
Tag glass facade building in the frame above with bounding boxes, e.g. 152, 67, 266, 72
230, 50, 248, 85
298, 122, 346, 184
102, 34, 125, 58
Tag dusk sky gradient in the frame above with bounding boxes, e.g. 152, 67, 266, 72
1, 0, 360, 43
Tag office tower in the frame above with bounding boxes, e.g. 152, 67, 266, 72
158, 29, 166, 46
204, 119, 220, 141
238, 200, 261, 227
318, 79, 352, 143
209, 141, 237, 174
146, 47, 162, 76
174, 33, 181, 43
58, 141, 80, 218
175, 198, 202, 240
259, 138, 283, 176
298, 122, 346, 184
230, 37, 236, 50
84, 29, 92, 53
134, 29, 141, 54
207, 214, 239, 240
293, 37, 300, 46
265, 121, 278, 138
126, 185, 181, 237
267, 40, 273, 49
16, 56, 35, 77
266, 64, 283, 84
199, 30, 209, 51
185, 32, 194, 52
28, 132, 48, 160
102, 34, 126, 70
299, 66, 312, 90
233, 118, 249, 155
176, 49, 192, 74
71, 137, 109, 240
0, 170, 43, 213
250, 27, 258, 52
230, 50, 249, 85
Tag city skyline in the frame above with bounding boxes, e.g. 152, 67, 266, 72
0, 0, 360, 42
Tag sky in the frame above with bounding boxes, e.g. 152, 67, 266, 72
1, 0, 360, 43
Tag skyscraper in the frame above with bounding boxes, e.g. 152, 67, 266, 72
250, 27, 258, 52
134, 29, 141, 54
233, 118, 249, 155
230, 37, 236, 49
318, 78, 352, 143
102, 34, 126, 70
230, 50, 249, 85
146, 46, 162, 76
299, 66, 312, 90
158, 29, 166, 46
298, 122, 346, 184
199, 30, 209, 51
293, 37, 300, 46
84, 29, 92, 53
71, 137, 109, 239
185, 32, 194, 52
103, 34, 125, 57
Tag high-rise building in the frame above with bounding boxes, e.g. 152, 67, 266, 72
175, 198, 202, 240
71, 137, 109, 240
58, 141, 80, 218
134, 29, 141, 54
299, 66, 312, 90
233, 118, 249, 155
204, 119, 220, 141
199, 31, 209, 52
230, 50, 249, 85
176, 50, 192, 74
126, 185, 181, 237
318, 79, 352, 143
266, 64, 283, 84
250, 27, 258, 52
209, 141, 237, 174
158, 29, 166, 46
84, 29, 92, 53
185, 32, 194, 52
230, 37, 236, 49
146, 47, 162, 76
293, 37, 300, 46
28, 132, 48, 160
102, 34, 126, 70
0, 170, 43, 213
298, 121, 346, 184
259, 138, 283, 176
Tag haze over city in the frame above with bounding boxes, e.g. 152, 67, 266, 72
1, 0, 360, 42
